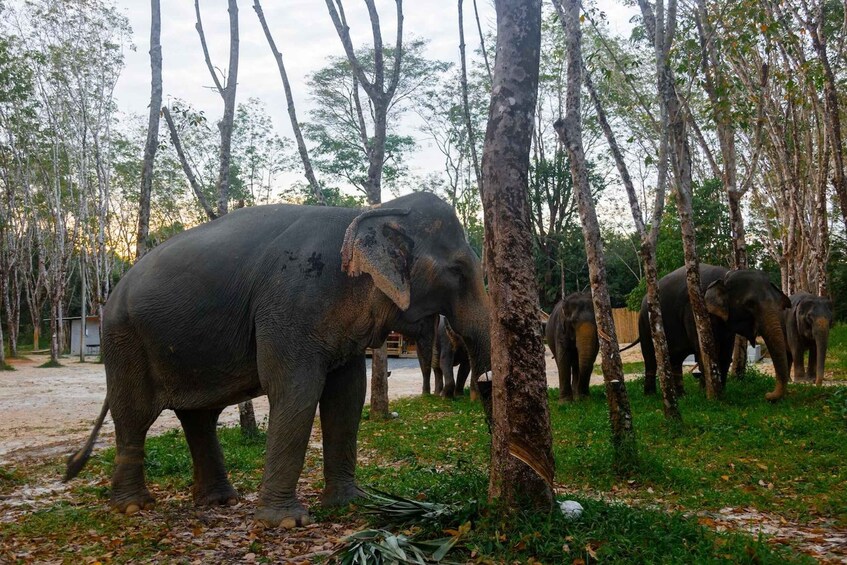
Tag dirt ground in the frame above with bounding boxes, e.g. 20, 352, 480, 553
0, 347, 647, 466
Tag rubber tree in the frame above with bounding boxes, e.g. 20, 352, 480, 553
553, 0, 639, 461
481, 0, 555, 510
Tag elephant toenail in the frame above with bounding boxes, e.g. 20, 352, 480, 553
280, 517, 298, 529
125, 503, 141, 515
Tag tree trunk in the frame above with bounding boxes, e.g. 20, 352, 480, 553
555, 0, 639, 460
638, 0, 722, 399
458, 0, 483, 197
481, 0, 555, 510
238, 400, 258, 436
369, 343, 390, 419
579, 57, 679, 421
135, 0, 162, 260
79, 253, 86, 363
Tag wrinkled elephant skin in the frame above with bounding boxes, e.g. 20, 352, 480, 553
638, 265, 791, 401
65, 193, 491, 528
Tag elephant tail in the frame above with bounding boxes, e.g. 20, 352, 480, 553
618, 337, 641, 353
64, 397, 109, 482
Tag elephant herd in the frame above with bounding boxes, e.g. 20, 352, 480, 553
63, 193, 834, 529
546, 265, 834, 403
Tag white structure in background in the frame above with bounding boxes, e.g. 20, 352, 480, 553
683, 345, 763, 366
68, 316, 101, 356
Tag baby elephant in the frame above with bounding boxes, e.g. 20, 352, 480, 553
433, 315, 472, 398
546, 292, 599, 402
785, 292, 833, 385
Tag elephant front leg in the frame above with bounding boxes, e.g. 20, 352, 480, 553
176, 408, 238, 507
255, 364, 324, 529
791, 344, 807, 383
805, 342, 817, 382
320, 356, 367, 507
440, 352, 456, 398
454, 360, 471, 397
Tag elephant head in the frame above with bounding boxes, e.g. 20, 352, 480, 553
341, 193, 491, 380
704, 269, 791, 400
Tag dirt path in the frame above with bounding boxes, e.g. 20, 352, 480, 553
0, 348, 646, 465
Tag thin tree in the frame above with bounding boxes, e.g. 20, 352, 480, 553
324, 0, 404, 419
481, 0, 555, 509
193, 0, 256, 433
135, 0, 162, 259
637, 0, 722, 398
553, 0, 640, 456
578, 57, 679, 419
253, 0, 325, 205
458, 0, 482, 196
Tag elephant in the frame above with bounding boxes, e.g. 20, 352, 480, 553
413, 316, 438, 395
637, 265, 791, 401
784, 292, 833, 386
432, 315, 472, 398
64, 192, 491, 528
545, 292, 599, 402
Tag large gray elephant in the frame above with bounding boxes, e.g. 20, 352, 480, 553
545, 292, 599, 402
785, 292, 833, 386
64, 192, 491, 528
638, 265, 791, 401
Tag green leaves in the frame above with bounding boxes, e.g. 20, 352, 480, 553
328, 529, 460, 564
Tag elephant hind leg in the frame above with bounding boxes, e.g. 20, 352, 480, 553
176, 408, 238, 507
454, 359, 470, 397
105, 345, 161, 515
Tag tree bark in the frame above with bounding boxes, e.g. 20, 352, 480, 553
325, 0, 404, 419
638, 0, 722, 399
135, 0, 162, 260
555, 0, 639, 459
482, 0, 555, 510
253, 0, 325, 205
580, 59, 679, 421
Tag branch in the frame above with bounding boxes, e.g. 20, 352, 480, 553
324, 0, 377, 99
195, 0, 225, 96
162, 106, 217, 220
386, 0, 403, 99
253, 0, 325, 204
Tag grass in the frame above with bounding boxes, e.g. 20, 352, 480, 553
595, 360, 645, 374
4, 369, 842, 563
827, 323, 847, 381
37, 359, 63, 368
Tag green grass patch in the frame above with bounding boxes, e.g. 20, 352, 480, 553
6, 371, 843, 562
595, 360, 645, 374
37, 359, 63, 368
827, 323, 847, 381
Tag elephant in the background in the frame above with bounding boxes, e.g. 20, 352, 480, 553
432, 315, 472, 398
785, 292, 833, 386
638, 265, 791, 401
411, 316, 438, 395
546, 292, 599, 402
65, 192, 491, 529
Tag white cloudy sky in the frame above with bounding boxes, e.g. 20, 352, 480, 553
113, 0, 638, 189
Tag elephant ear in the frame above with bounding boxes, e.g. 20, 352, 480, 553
704, 280, 730, 322
341, 206, 414, 311
771, 283, 791, 310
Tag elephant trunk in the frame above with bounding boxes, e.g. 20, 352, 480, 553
448, 281, 491, 409
575, 322, 599, 398
813, 320, 829, 386
760, 307, 790, 401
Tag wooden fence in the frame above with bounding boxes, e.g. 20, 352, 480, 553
612, 308, 639, 344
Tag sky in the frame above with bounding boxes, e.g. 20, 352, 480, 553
112, 0, 639, 193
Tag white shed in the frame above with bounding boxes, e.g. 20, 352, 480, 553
68, 316, 101, 356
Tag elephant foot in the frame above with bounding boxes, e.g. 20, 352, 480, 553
469, 389, 479, 402
322, 482, 366, 507
111, 490, 155, 515
765, 384, 786, 402
192, 481, 239, 507
558, 396, 573, 405
255, 502, 312, 529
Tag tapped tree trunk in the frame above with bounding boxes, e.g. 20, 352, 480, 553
481, 0, 555, 510
555, 0, 638, 461
135, 0, 162, 260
